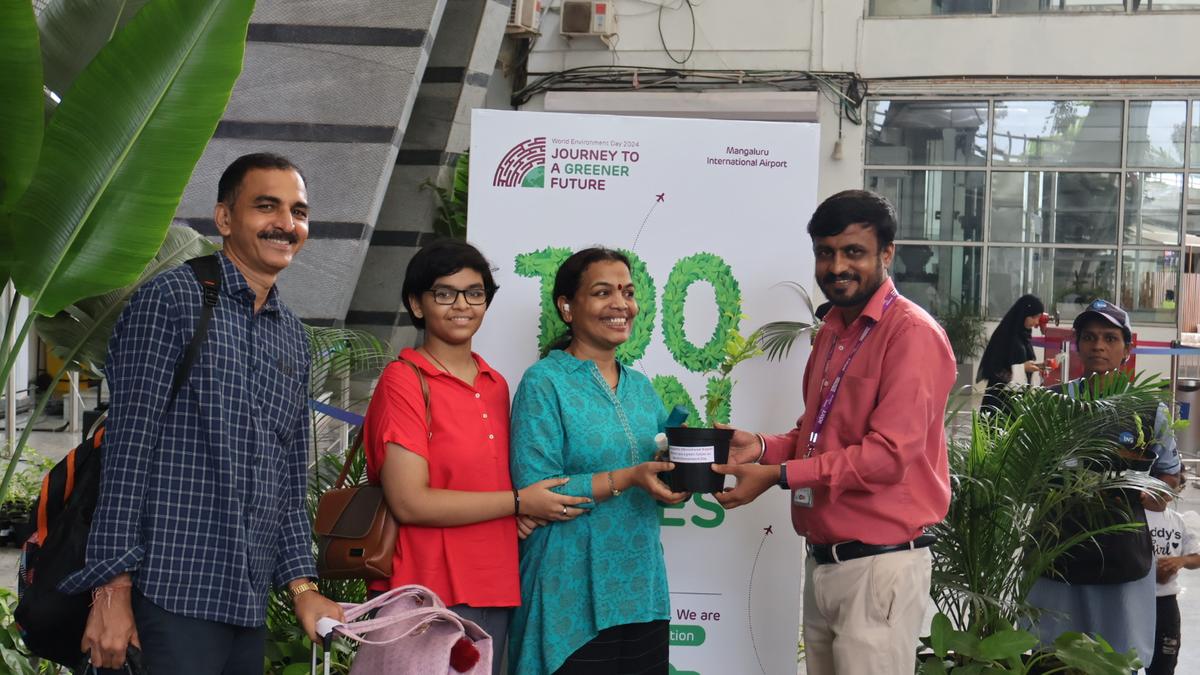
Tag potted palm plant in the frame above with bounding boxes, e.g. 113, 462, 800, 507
921, 372, 1174, 674
663, 319, 764, 493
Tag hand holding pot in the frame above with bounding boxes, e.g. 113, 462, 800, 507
625, 461, 691, 504
711, 462, 779, 509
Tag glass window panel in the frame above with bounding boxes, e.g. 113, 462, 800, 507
992, 100, 1123, 167
1124, 172, 1183, 245
997, 0, 1124, 11
986, 247, 1116, 319
1120, 249, 1180, 325
1187, 174, 1200, 238
866, 100, 988, 166
1192, 102, 1200, 170
869, 0, 992, 17
990, 171, 1119, 244
894, 245, 982, 317
865, 170, 985, 241
1127, 101, 1186, 168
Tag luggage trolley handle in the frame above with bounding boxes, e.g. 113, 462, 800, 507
311, 617, 343, 675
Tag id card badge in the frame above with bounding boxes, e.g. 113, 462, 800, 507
793, 487, 814, 508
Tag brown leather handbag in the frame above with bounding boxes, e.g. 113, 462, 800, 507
315, 359, 430, 580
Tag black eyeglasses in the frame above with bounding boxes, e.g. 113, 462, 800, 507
426, 287, 488, 305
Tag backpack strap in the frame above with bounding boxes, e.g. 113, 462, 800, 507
172, 255, 222, 399
333, 358, 430, 490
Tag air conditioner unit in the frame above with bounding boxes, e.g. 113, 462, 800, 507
560, 0, 614, 37
507, 0, 542, 35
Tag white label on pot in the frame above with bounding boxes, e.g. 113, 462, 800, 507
669, 445, 716, 463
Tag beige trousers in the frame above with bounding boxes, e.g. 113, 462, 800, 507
802, 546, 931, 675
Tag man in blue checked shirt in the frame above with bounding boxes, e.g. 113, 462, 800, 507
62, 153, 344, 672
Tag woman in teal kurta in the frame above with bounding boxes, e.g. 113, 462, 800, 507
509, 248, 690, 675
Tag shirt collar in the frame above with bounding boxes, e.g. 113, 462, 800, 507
827, 276, 896, 329
218, 252, 281, 313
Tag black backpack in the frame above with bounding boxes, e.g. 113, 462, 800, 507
15, 255, 221, 666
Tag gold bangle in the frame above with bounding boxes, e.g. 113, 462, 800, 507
290, 581, 319, 600
607, 470, 621, 497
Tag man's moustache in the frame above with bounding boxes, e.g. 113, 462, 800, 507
258, 229, 298, 243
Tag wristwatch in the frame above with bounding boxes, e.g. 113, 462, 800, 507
290, 580, 319, 600
778, 462, 790, 490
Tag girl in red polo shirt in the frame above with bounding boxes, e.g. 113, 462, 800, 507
362, 240, 589, 674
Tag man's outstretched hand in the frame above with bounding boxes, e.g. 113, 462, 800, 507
711, 462, 779, 509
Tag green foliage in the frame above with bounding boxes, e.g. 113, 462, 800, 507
306, 325, 393, 398
37, 0, 154, 107
0, 0, 255, 504
0, 0, 43, 212
424, 152, 469, 239
35, 225, 219, 374
701, 321, 762, 426
756, 281, 820, 361
930, 371, 1173, 636
918, 612, 1140, 674
661, 253, 743, 373
0, 446, 55, 511
6, 0, 255, 318
515, 246, 573, 357
937, 300, 988, 364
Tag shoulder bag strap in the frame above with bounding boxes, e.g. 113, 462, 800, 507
397, 358, 432, 432
174, 255, 221, 400
333, 357, 431, 489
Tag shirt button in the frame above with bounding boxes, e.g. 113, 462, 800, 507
822, 380, 828, 387
475, 393, 481, 399
838, 345, 845, 351
482, 413, 488, 419
488, 434, 495, 440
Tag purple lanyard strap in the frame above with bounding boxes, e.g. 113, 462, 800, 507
807, 289, 899, 457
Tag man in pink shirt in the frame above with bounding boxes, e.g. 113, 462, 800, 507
714, 190, 956, 674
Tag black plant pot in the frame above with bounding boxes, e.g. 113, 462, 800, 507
662, 426, 732, 493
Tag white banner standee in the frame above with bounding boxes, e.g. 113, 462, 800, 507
470, 109, 819, 675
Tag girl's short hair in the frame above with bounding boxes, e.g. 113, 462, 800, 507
402, 240, 498, 330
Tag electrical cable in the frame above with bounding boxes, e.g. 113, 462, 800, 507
657, 0, 695, 65
511, 65, 867, 123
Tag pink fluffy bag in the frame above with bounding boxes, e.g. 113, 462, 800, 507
326, 585, 492, 674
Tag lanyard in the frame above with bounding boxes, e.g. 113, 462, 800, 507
807, 289, 898, 457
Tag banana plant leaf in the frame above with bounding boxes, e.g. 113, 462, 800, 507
6, 0, 255, 318
35, 225, 219, 375
0, 0, 44, 211
37, 0, 155, 105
